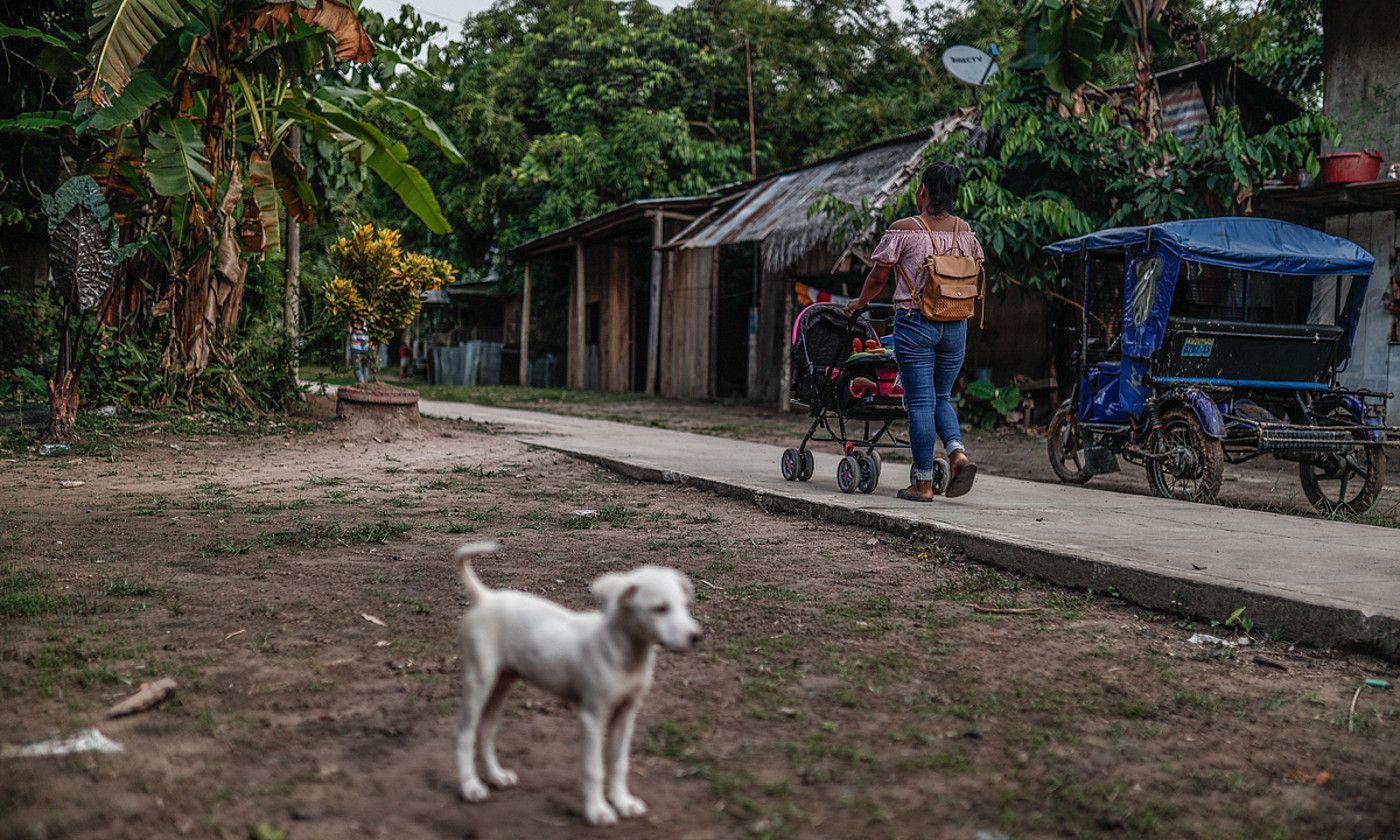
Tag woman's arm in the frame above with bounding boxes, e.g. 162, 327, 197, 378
843, 263, 893, 317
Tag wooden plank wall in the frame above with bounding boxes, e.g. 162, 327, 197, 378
1325, 211, 1399, 424
660, 246, 716, 398
579, 243, 635, 393
1323, 1, 1400, 160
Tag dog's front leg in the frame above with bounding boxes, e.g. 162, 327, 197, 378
579, 706, 619, 826
605, 698, 646, 818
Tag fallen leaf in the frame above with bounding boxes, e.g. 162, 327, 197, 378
58, 480, 86, 488
361, 613, 387, 627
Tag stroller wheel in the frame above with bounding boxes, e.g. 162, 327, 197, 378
910, 459, 950, 495
836, 455, 860, 493
797, 449, 814, 482
854, 452, 879, 494
866, 451, 882, 482
932, 457, 950, 495
780, 448, 801, 481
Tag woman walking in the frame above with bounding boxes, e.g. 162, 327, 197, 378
844, 163, 982, 501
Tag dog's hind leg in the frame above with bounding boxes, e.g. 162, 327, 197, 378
456, 640, 496, 802
579, 706, 619, 826
605, 698, 647, 818
478, 673, 518, 789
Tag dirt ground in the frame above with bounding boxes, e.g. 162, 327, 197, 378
414, 388, 1400, 526
2, 399, 1397, 840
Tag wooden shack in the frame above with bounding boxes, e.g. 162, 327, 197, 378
508, 197, 717, 394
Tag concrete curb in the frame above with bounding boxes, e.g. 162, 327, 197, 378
545, 445, 1400, 661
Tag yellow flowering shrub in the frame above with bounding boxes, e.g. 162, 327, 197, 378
323, 224, 456, 348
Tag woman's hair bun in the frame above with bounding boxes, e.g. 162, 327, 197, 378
920, 163, 962, 215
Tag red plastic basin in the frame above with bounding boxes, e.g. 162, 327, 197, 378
1318, 150, 1383, 185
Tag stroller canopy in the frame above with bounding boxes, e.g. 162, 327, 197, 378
1044, 217, 1375, 277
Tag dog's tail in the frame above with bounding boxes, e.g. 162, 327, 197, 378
455, 541, 498, 601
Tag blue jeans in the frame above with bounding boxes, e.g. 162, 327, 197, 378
893, 310, 967, 480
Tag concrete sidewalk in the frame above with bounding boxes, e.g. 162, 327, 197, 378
419, 398, 1400, 658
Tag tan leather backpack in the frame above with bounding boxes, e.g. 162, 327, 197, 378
893, 216, 984, 325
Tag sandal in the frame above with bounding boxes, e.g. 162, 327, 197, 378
897, 486, 934, 503
945, 461, 977, 498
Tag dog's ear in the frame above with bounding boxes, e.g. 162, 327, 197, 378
678, 572, 695, 599
591, 572, 637, 613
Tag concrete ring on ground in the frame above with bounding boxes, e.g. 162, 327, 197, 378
336, 385, 421, 422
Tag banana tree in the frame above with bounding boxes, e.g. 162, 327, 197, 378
5, 0, 462, 404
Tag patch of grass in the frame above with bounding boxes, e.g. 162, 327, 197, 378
0, 566, 67, 621
825, 594, 892, 622
342, 520, 411, 544
1114, 699, 1158, 719
930, 565, 1023, 602
946, 692, 1002, 722
387, 494, 423, 508
262, 519, 409, 549
202, 539, 252, 557
441, 521, 479, 534
1172, 691, 1218, 714
322, 490, 355, 501
306, 475, 344, 487
418, 479, 452, 490
100, 577, 162, 597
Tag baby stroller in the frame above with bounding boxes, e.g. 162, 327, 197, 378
781, 302, 949, 494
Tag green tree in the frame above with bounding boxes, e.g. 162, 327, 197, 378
4, 0, 462, 407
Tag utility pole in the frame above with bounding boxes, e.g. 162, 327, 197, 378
742, 31, 756, 180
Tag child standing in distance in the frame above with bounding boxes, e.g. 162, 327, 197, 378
349, 321, 373, 384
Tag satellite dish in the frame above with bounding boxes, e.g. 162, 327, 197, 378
942, 45, 999, 86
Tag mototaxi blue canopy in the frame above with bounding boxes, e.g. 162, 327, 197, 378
1044, 217, 1376, 417
1043, 217, 1375, 276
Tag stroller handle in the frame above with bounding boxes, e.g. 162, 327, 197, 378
848, 302, 895, 319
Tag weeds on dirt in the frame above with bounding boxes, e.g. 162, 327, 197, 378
100, 577, 162, 597
261, 520, 410, 549
0, 566, 67, 620
561, 504, 635, 530
202, 539, 252, 557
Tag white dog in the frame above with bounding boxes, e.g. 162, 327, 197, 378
453, 542, 703, 826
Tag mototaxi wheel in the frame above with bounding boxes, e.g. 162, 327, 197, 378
1299, 439, 1386, 517
1146, 408, 1224, 502
1047, 406, 1093, 485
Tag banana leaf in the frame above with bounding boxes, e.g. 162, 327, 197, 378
144, 116, 214, 198
83, 0, 189, 106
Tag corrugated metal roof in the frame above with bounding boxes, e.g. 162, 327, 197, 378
674, 111, 980, 272
507, 195, 713, 259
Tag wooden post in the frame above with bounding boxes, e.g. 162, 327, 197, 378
572, 240, 586, 389
646, 212, 663, 395
518, 259, 532, 387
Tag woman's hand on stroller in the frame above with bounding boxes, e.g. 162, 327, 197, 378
843, 298, 869, 318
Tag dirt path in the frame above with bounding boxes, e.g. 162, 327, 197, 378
2, 402, 1397, 839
